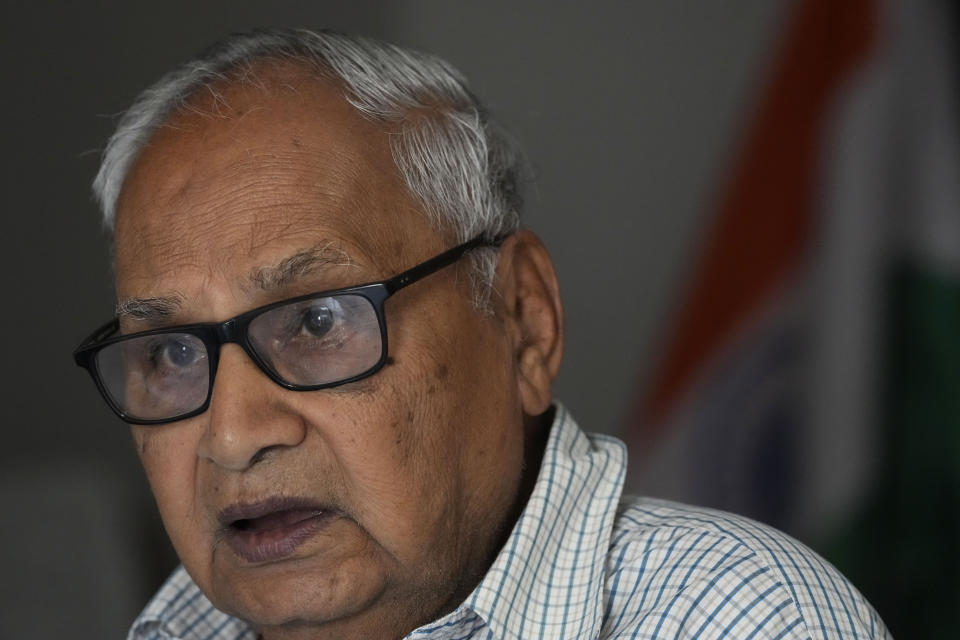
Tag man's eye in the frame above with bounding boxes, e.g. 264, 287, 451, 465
298, 303, 336, 338
152, 339, 202, 369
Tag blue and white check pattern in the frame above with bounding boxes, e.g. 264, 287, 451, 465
129, 405, 891, 639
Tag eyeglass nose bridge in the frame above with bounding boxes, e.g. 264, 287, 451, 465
203, 317, 263, 398
207, 317, 262, 376
200, 318, 252, 379
215, 317, 245, 345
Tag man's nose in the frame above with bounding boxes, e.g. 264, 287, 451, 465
197, 344, 307, 471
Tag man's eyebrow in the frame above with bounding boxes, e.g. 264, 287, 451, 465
115, 295, 183, 323
248, 243, 355, 291
113, 246, 355, 323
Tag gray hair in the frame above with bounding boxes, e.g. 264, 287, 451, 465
93, 28, 524, 302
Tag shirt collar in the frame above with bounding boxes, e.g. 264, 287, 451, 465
129, 565, 252, 640
459, 403, 627, 640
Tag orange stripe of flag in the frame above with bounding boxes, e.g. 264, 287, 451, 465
638, 0, 877, 436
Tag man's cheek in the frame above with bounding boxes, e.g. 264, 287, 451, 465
133, 427, 198, 518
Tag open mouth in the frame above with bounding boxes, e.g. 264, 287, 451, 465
219, 499, 336, 564
231, 508, 324, 533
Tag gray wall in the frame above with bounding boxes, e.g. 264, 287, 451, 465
0, 2, 788, 637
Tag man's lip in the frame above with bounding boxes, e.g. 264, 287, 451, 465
217, 497, 339, 564
217, 496, 333, 527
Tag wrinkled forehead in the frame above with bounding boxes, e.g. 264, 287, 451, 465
112, 62, 441, 297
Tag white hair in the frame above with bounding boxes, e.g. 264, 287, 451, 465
93, 28, 524, 300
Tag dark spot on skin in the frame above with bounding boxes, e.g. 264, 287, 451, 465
427, 385, 437, 395
383, 356, 395, 366
437, 364, 449, 381
291, 137, 301, 148
406, 410, 414, 422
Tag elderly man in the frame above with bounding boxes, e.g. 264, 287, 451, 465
75, 29, 890, 640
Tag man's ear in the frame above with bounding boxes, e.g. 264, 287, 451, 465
494, 230, 564, 417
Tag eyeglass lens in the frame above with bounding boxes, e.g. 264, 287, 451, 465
94, 293, 382, 421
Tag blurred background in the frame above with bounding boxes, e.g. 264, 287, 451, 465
2, 0, 956, 637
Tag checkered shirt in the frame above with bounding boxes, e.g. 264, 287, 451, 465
129, 405, 891, 639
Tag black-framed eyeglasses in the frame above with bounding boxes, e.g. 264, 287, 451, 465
74, 233, 505, 426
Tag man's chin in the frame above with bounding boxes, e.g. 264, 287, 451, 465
207, 553, 391, 633
195, 523, 394, 634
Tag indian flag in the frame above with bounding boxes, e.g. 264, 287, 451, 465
623, 0, 958, 636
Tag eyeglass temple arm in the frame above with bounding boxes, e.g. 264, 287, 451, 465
384, 234, 507, 295
74, 318, 121, 362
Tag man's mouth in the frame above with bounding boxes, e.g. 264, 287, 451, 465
218, 497, 337, 564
